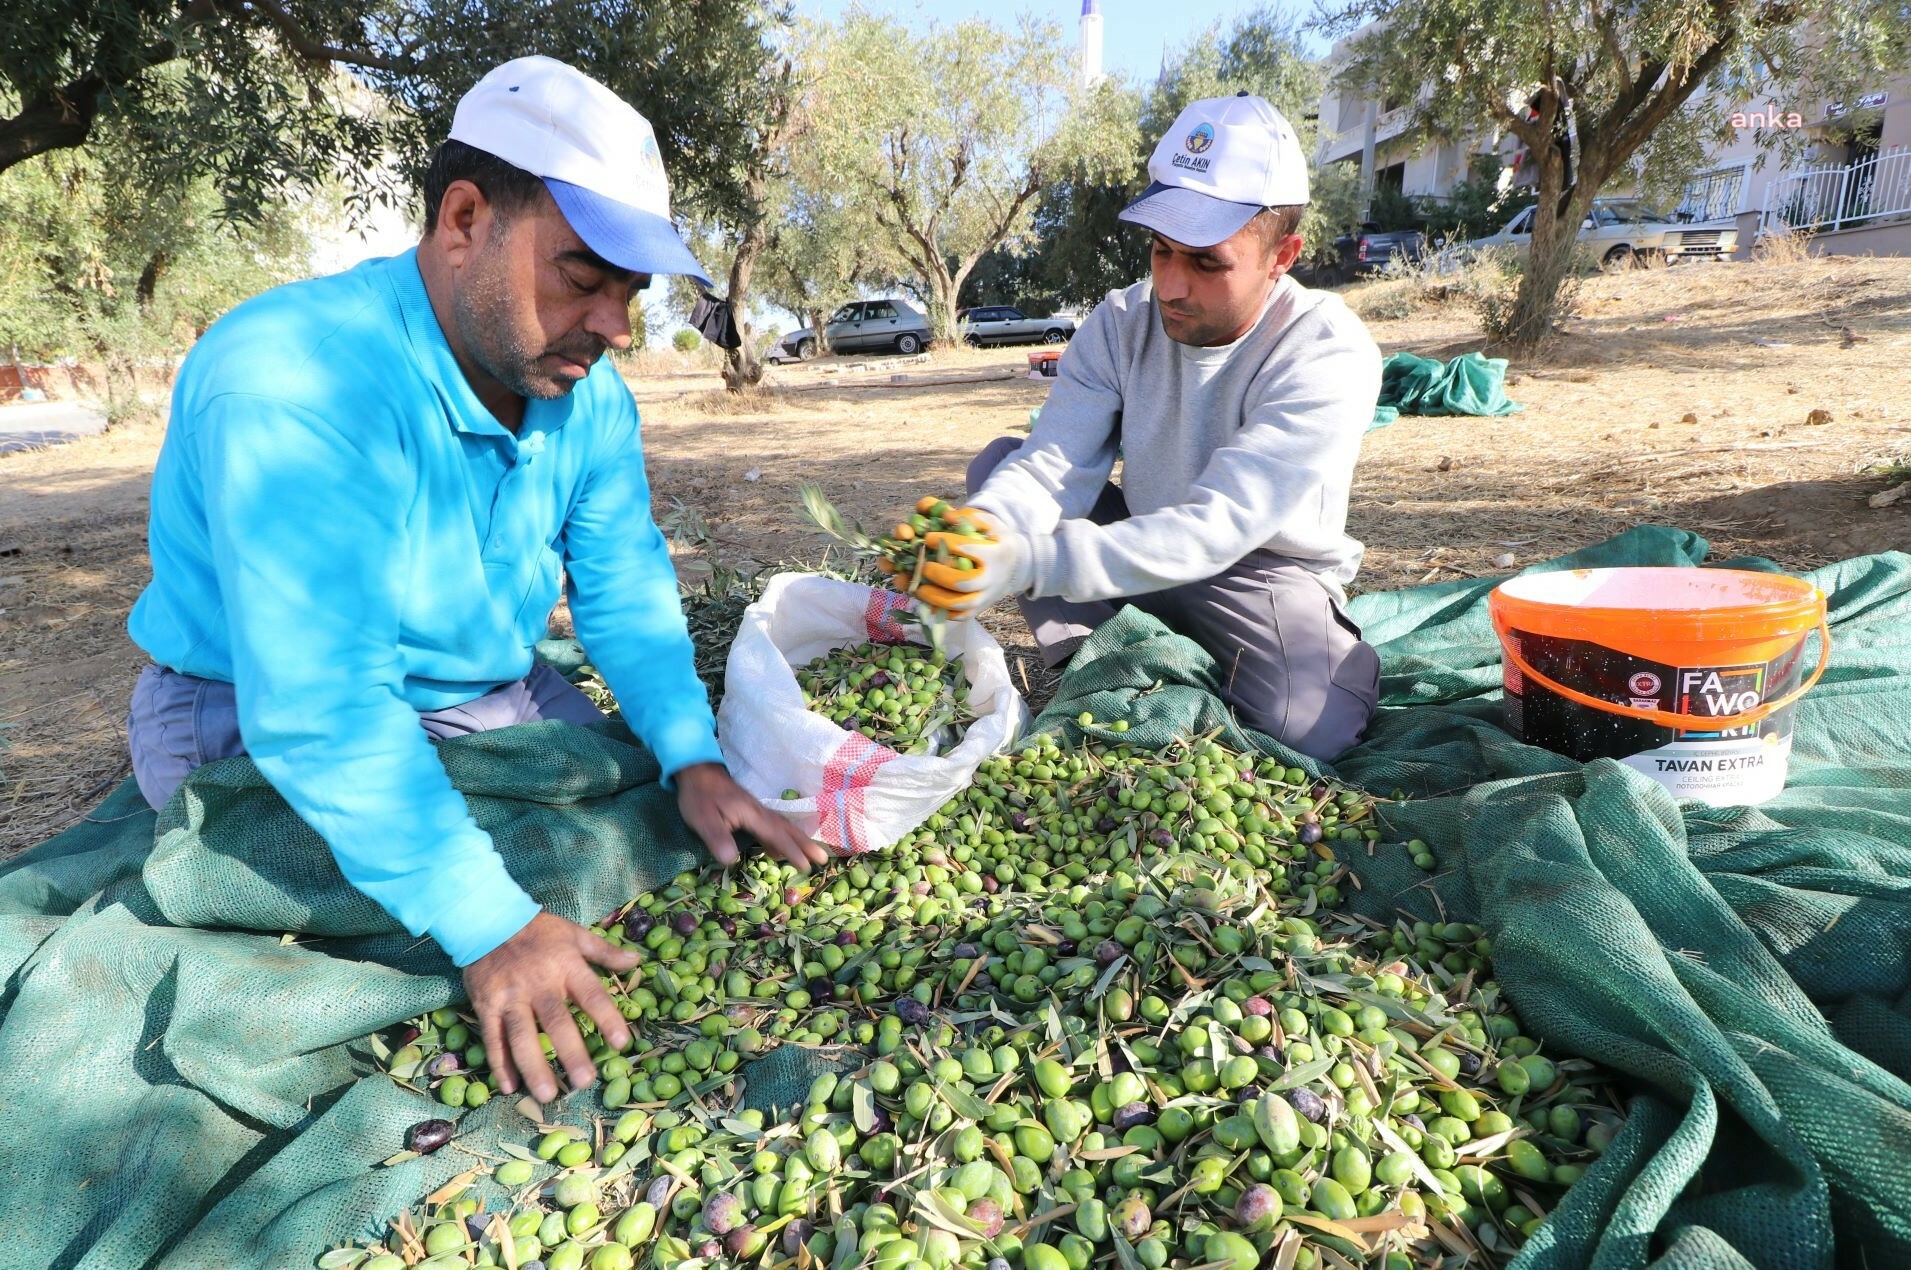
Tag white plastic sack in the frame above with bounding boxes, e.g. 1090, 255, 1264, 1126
717, 573, 1029, 855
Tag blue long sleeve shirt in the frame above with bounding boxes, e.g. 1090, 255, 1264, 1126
129, 249, 723, 967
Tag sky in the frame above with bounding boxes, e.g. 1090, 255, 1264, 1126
795, 0, 1330, 79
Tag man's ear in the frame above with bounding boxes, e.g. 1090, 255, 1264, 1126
432, 180, 488, 267
1270, 233, 1305, 278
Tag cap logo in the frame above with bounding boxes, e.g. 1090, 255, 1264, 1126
1185, 123, 1215, 154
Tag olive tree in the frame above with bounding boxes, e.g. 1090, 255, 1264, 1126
800, 11, 1133, 341
1, 0, 787, 227
1319, 0, 1911, 345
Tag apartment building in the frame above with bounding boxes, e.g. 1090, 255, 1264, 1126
1315, 25, 1911, 256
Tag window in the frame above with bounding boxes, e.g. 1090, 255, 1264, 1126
866, 302, 898, 320
999, 308, 1025, 320
1676, 168, 1745, 222
830, 304, 859, 324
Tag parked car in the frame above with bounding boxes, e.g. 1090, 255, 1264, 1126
956, 306, 1076, 347
1465, 199, 1737, 267
769, 298, 934, 362
1325, 222, 1429, 282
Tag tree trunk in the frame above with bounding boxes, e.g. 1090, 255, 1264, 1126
1504, 138, 1598, 346
925, 261, 960, 346
721, 223, 768, 392
136, 251, 170, 316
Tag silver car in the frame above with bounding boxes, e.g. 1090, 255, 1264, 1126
770, 299, 933, 362
1467, 198, 1736, 268
957, 306, 1076, 347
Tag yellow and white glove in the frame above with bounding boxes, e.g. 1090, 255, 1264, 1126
911, 511, 1033, 617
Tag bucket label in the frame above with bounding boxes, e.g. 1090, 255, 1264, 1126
1502, 634, 1810, 808
1620, 733, 1793, 804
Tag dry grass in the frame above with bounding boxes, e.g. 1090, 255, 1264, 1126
2, 254, 1908, 853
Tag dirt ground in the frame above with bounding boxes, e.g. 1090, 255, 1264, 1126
2, 253, 1907, 853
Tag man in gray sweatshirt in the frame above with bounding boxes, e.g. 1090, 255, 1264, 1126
914, 94, 1383, 759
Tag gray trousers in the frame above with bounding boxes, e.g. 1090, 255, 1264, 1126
969, 436, 1380, 759
127, 662, 604, 810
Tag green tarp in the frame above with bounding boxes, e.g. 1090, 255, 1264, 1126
1, 524, 1906, 1267
1371, 350, 1523, 429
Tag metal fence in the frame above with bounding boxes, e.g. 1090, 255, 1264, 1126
1761, 146, 1911, 233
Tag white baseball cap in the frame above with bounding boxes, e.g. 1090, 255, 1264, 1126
1118, 94, 1310, 249
449, 56, 711, 286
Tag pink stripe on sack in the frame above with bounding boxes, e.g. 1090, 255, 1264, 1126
864, 588, 912, 644
817, 731, 900, 855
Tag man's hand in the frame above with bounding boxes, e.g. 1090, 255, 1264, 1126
914, 512, 1034, 616
676, 762, 830, 871
465, 910, 638, 1104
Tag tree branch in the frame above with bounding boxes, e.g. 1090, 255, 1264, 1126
1608, 35, 1736, 162
1590, 2, 1633, 91
0, 0, 409, 175
0, 71, 110, 172
1482, 90, 1548, 156
230, 0, 413, 73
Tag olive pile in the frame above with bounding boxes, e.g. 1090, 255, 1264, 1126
330, 736, 1621, 1270
798, 641, 975, 755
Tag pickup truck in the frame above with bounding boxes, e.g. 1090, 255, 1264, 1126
957, 306, 1077, 347
1328, 222, 1428, 281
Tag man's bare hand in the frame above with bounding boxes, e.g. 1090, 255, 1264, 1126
464, 911, 638, 1104
675, 762, 830, 872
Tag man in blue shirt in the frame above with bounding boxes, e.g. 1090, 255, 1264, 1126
125, 57, 824, 1104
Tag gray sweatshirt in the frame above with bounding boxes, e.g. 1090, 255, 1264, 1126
971, 276, 1382, 604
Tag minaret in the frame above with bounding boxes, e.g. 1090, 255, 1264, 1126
1079, 0, 1104, 88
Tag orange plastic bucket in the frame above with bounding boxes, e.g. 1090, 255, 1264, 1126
1488, 567, 1829, 805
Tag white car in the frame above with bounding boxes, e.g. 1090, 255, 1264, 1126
957, 306, 1076, 347
1468, 199, 1737, 267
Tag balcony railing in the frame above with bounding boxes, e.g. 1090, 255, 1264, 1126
1760, 146, 1911, 233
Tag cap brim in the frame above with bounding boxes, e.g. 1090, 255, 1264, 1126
545, 178, 713, 288
1116, 182, 1263, 249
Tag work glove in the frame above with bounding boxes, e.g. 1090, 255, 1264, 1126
909, 510, 1033, 617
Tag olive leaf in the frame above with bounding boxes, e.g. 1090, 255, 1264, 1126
1268, 1055, 1337, 1091
797, 484, 872, 550
1087, 955, 1128, 1000
852, 1082, 879, 1134
938, 1082, 994, 1122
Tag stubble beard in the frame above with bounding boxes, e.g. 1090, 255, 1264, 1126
455, 226, 593, 401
